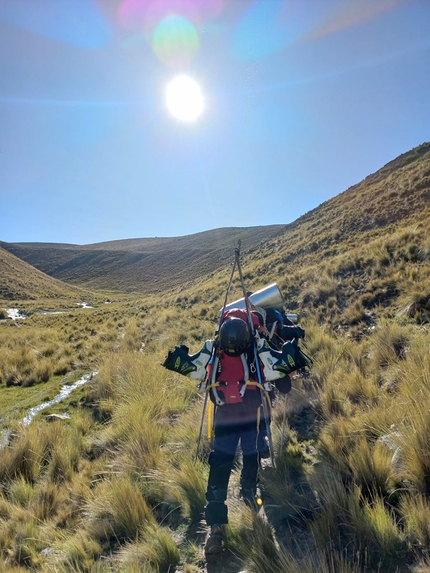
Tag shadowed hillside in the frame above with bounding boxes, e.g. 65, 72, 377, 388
0, 246, 91, 301
1, 226, 286, 294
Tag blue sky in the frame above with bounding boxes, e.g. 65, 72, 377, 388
1, 0, 429, 245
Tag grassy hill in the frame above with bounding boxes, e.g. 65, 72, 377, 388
236, 141, 430, 330
0, 245, 93, 302
1, 142, 430, 573
2, 142, 429, 302
0, 226, 286, 294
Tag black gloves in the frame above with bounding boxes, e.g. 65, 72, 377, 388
276, 374, 292, 394
163, 345, 196, 376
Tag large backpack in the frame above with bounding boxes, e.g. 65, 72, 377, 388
209, 308, 262, 406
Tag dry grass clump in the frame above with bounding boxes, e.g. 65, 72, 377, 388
146, 458, 208, 522
368, 319, 412, 368
112, 525, 181, 573
312, 481, 406, 570
0, 420, 85, 488
299, 274, 339, 309
398, 281, 430, 323
85, 477, 155, 544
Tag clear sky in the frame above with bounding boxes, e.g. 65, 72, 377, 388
1, 0, 429, 245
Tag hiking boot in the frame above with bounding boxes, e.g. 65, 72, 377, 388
205, 525, 223, 554
259, 445, 271, 459
241, 488, 258, 509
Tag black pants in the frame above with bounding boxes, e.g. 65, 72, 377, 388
205, 400, 261, 526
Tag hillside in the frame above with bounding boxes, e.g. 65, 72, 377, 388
0, 226, 285, 294
0, 245, 91, 301
2, 143, 429, 301
254, 141, 430, 263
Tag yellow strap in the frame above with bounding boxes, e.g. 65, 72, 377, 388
207, 399, 214, 441
206, 382, 221, 390
244, 380, 265, 391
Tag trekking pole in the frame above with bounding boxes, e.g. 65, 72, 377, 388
194, 249, 238, 464
234, 242, 276, 468
195, 390, 209, 463
280, 392, 288, 453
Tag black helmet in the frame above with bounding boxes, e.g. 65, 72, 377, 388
219, 317, 250, 356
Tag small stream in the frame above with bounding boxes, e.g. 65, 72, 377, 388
5, 308, 26, 320
4, 303, 94, 320
22, 372, 97, 426
0, 371, 98, 447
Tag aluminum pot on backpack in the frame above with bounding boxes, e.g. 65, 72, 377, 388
223, 283, 284, 313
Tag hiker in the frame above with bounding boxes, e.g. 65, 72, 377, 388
203, 307, 277, 554
162, 244, 314, 552
163, 305, 311, 553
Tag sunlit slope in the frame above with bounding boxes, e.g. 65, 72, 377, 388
231, 142, 430, 328
1, 226, 285, 294
0, 246, 89, 301
151, 141, 430, 331
287, 141, 430, 248
244, 142, 430, 270
2, 142, 429, 299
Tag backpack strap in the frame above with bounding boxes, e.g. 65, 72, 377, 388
207, 354, 224, 405
239, 379, 267, 397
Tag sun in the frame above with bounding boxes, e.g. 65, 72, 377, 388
166, 75, 204, 122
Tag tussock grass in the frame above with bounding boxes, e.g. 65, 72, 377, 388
114, 525, 181, 573
369, 319, 412, 368
225, 502, 278, 565
8, 476, 37, 508
46, 530, 102, 572
300, 274, 339, 308
0, 423, 45, 483
0, 420, 86, 487
93, 353, 198, 478
400, 494, 430, 549
86, 477, 155, 545
148, 458, 207, 522
398, 281, 430, 322
270, 550, 362, 573
31, 481, 69, 521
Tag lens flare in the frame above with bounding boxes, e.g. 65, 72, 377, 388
152, 15, 199, 68
166, 75, 204, 122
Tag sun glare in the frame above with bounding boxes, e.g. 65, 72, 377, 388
166, 75, 204, 122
